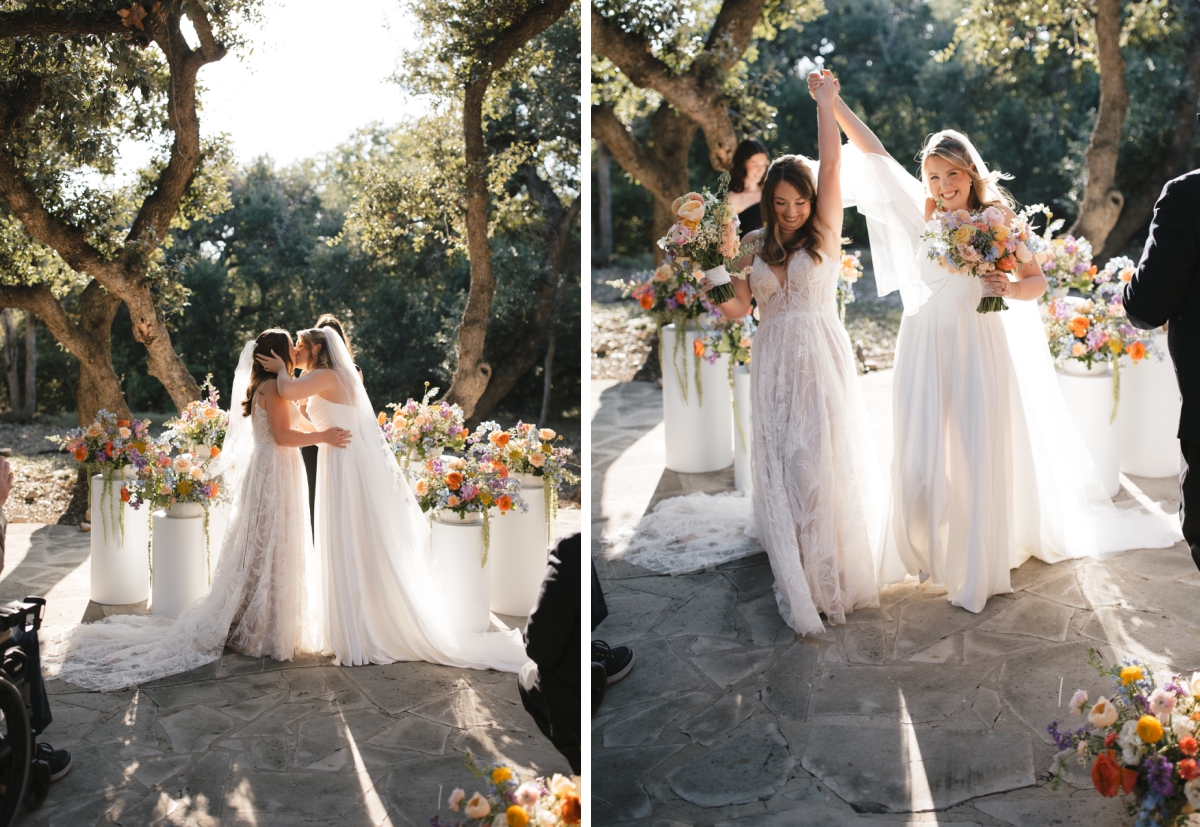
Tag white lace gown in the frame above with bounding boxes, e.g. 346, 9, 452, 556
747, 249, 884, 634
53, 401, 322, 692
842, 144, 1183, 612
306, 395, 526, 672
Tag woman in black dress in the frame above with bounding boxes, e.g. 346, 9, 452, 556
300, 314, 360, 534
727, 139, 770, 234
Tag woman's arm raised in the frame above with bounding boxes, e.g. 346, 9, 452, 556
256, 350, 338, 402
811, 71, 843, 252
808, 71, 889, 159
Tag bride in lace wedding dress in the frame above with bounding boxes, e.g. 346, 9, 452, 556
259, 329, 527, 672
52, 330, 351, 692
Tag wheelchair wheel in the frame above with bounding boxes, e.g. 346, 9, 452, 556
0, 674, 30, 827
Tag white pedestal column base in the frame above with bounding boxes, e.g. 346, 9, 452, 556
151, 510, 209, 617
489, 475, 549, 617
661, 323, 733, 473
431, 516, 491, 633
1116, 334, 1181, 478
1057, 368, 1121, 498
89, 473, 151, 605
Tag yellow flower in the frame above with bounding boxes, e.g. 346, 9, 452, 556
1121, 666, 1144, 686
1138, 714, 1165, 743
178, 478, 193, 496
1108, 337, 1123, 354
954, 226, 973, 244
479, 491, 493, 506
993, 225, 1009, 243
506, 805, 529, 827
492, 767, 513, 784
542, 444, 553, 455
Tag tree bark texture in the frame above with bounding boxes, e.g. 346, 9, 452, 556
23, 312, 35, 417
1, 309, 18, 413
593, 140, 614, 263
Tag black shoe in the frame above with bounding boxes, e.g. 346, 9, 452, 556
36, 743, 71, 782
592, 639, 634, 685
591, 661, 607, 715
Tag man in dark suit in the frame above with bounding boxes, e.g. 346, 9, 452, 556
1124, 138, 1200, 571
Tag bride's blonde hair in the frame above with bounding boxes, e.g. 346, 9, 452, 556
920, 130, 1014, 211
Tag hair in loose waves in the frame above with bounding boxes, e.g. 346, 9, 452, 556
919, 130, 1015, 211
729, 138, 769, 194
758, 155, 825, 266
297, 328, 335, 372
242, 329, 293, 418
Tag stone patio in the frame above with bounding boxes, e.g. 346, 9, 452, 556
592, 374, 1197, 826
3, 507, 580, 827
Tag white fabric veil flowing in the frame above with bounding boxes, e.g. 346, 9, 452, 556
315, 331, 528, 672
206, 340, 257, 497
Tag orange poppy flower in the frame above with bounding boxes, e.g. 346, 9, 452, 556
694, 339, 706, 358
497, 495, 513, 512
120, 487, 131, 503
73, 447, 87, 462
639, 294, 654, 310
210, 446, 221, 457
1128, 341, 1146, 362
1069, 316, 1090, 338
445, 471, 463, 490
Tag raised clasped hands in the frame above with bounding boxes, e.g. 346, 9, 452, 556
255, 349, 288, 375
807, 68, 841, 105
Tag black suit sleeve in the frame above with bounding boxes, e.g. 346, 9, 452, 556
1124, 179, 1199, 329
523, 534, 580, 682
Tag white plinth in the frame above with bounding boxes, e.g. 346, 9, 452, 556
1057, 367, 1121, 498
151, 510, 209, 617
431, 514, 491, 633
661, 323, 733, 473
89, 473, 151, 605
732, 364, 753, 493
489, 475, 549, 617
1116, 334, 1180, 478
206, 501, 232, 580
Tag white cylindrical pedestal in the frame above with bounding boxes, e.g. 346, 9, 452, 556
1057, 365, 1120, 498
431, 514, 491, 633
661, 323, 733, 473
151, 510, 209, 617
206, 501, 232, 580
1116, 334, 1180, 478
89, 472, 151, 605
732, 365, 753, 493
488, 475, 549, 617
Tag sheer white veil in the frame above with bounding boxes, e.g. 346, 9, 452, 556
207, 340, 257, 499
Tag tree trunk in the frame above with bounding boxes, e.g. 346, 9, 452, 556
1, 309, 18, 413
22, 311, 34, 417
593, 141, 613, 264
1068, 0, 1128, 251
539, 272, 566, 425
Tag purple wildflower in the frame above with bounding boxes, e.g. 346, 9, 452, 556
1047, 720, 1086, 751
1144, 754, 1174, 797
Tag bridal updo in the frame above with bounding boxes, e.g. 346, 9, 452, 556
242, 328, 293, 417
919, 130, 1015, 211
758, 155, 826, 266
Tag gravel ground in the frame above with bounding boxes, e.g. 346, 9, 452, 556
591, 250, 902, 382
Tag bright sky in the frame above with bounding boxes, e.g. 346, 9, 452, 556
119, 0, 430, 176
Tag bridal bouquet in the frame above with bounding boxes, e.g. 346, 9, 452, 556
657, 170, 756, 305
49, 411, 155, 542
411, 454, 525, 563
469, 422, 579, 545
1049, 650, 1200, 827
920, 203, 1048, 313
430, 752, 581, 827
162, 375, 227, 459
380, 383, 468, 469
838, 248, 863, 323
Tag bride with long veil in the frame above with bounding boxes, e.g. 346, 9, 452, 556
259, 328, 527, 672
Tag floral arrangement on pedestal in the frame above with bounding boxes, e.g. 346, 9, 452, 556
468, 422, 579, 545
411, 453, 525, 564
838, 248, 863, 323
695, 314, 756, 451
431, 752, 581, 827
49, 411, 154, 543
921, 202, 1048, 312
1034, 210, 1097, 299
162, 375, 228, 459
1050, 650, 1200, 827
379, 383, 468, 469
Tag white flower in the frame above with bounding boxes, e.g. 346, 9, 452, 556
1088, 696, 1118, 728
1123, 744, 1142, 766
1187, 672, 1200, 697
1173, 713, 1198, 737
1119, 719, 1142, 749
1068, 689, 1088, 716
514, 782, 540, 807
173, 454, 194, 474
189, 466, 205, 480
464, 792, 490, 819
1187, 778, 1200, 810
447, 789, 464, 811
536, 810, 557, 827
1150, 687, 1177, 720
549, 774, 576, 797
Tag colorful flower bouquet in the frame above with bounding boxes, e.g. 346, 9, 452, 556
411, 453, 525, 564
162, 375, 228, 460
468, 422, 579, 545
656, 170, 755, 305
49, 410, 155, 542
920, 203, 1048, 313
1049, 650, 1200, 827
431, 752, 581, 827
126, 447, 224, 514
838, 248, 863, 323
380, 383, 468, 469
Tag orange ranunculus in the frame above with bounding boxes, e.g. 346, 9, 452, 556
210, 446, 221, 457
495, 432, 510, 448
997, 256, 1017, 272
559, 793, 581, 825
1091, 750, 1124, 797
639, 294, 654, 310
445, 471, 463, 490
1069, 316, 1091, 338
694, 339, 706, 358
117, 420, 130, 428
496, 464, 509, 479
1181, 736, 1199, 757
73, 446, 87, 462
1128, 341, 1146, 362
120, 487, 131, 503
1087, 264, 1099, 278
675, 290, 689, 306
497, 495, 513, 512
105, 441, 115, 456
1179, 759, 1200, 781
210, 483, 219, 498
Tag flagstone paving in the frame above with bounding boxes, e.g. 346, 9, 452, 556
593, 374, 1197, 826
3, 506, 580, 827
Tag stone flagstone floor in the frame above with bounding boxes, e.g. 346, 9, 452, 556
2, 506, 579, 827
592, 374, 1200, 827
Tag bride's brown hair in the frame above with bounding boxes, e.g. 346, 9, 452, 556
242, 329, 293, 417
758, 155, 825, 266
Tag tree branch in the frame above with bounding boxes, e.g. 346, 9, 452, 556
704, 0, 768, 72
488, 0, 574, 70
591, 104, 683, 205
0, 10, 124, 39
